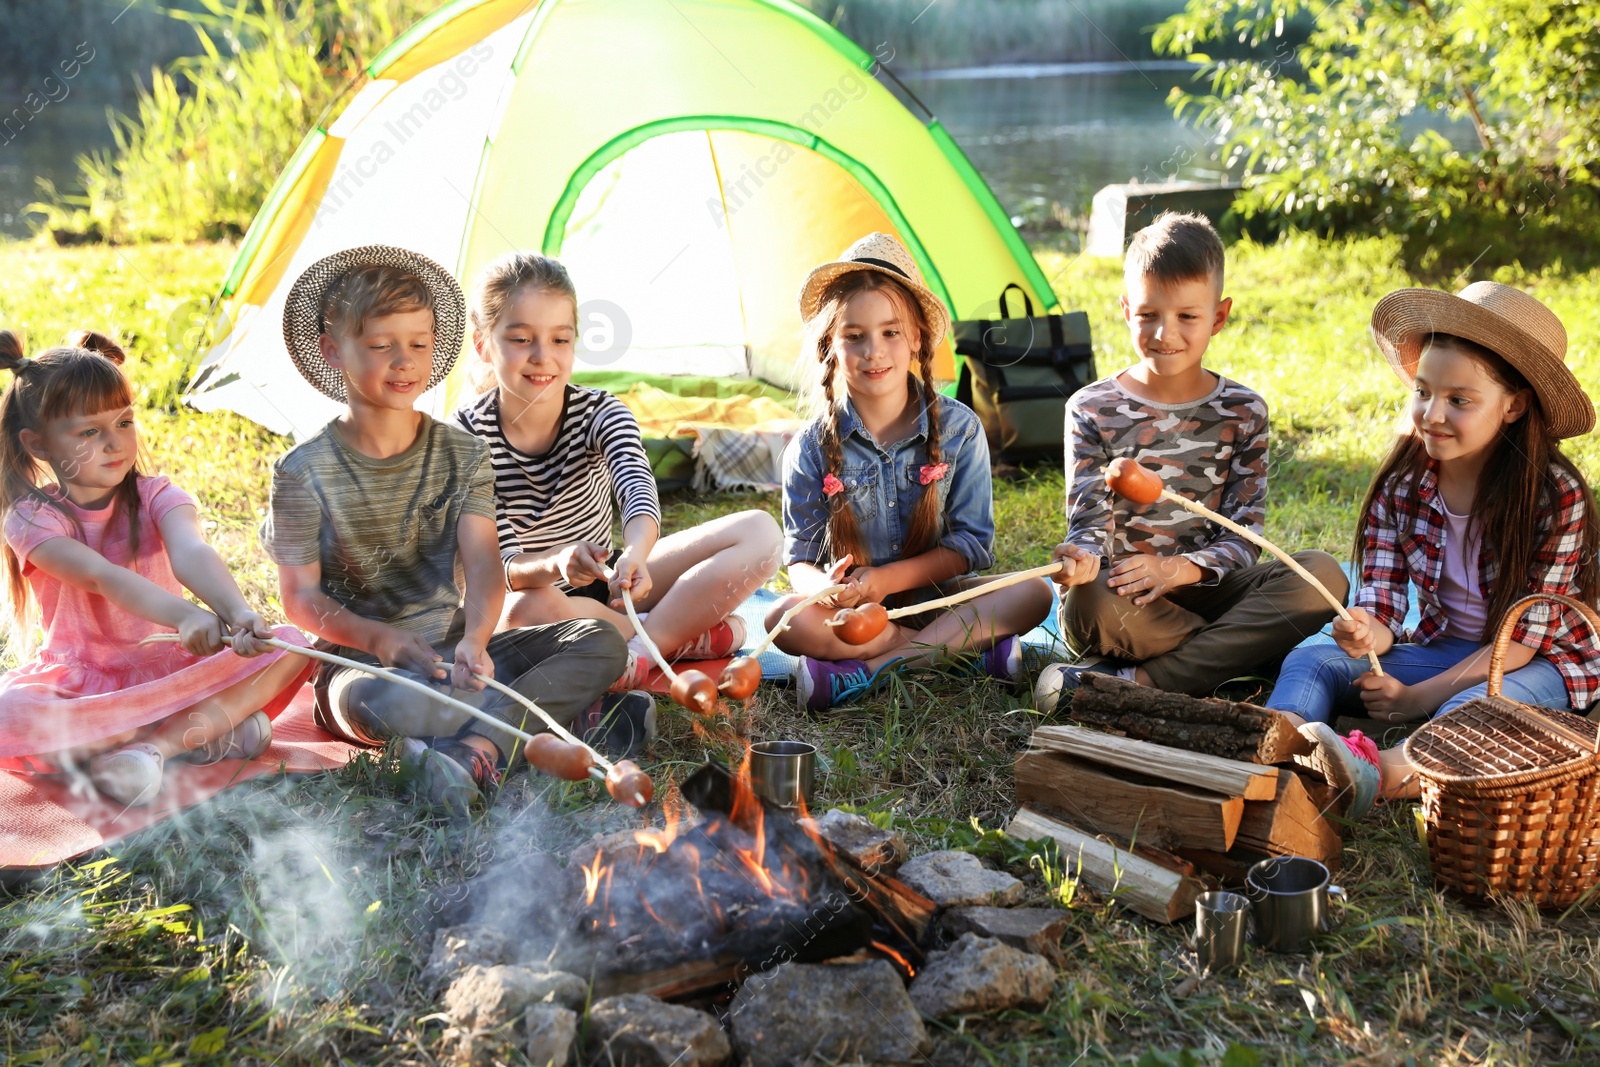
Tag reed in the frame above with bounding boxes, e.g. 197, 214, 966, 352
31, 0, 430, 244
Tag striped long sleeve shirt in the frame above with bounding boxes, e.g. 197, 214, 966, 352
452, 385, 661, 564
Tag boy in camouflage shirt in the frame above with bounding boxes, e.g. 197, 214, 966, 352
1037, 213, 1347, 703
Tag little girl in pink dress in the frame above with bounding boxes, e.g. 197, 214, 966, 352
0, 330, 309, 806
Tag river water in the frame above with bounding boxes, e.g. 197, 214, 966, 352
0, 63, 1221, 240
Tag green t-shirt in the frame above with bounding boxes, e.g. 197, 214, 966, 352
259, 416, 495, 651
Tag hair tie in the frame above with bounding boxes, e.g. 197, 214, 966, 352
918, 463, 949, 485
823, 473, 844, 498
10, 356, 31, 373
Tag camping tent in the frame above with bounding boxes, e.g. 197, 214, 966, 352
185, 0, 1061, 441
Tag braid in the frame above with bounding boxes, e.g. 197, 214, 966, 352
901, 341, 946, 559
819, 345, 868, 566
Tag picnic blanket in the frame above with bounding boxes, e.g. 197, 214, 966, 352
0, 684, 364, 872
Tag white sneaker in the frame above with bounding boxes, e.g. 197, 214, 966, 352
607, 644, 654, 692
89, 743, 165, 807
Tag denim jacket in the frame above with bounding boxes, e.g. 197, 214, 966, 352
782, 390, 995, 571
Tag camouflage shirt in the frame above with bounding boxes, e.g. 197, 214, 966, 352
1065, 373, 1268, 584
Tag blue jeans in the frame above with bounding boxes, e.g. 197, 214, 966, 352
1266, 635, 1573, 724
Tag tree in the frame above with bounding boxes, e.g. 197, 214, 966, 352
1154, 0, 1600, 271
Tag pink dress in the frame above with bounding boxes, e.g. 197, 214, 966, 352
0, 476, 309, 761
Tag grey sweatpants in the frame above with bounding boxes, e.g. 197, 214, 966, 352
1059, 550, 1349, 696
313, 617, 627, 757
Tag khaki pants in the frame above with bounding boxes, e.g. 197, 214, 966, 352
1059, 551, 1348, 696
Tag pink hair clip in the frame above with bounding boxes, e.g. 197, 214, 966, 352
918, 462, 949, 485
822, 473, 845, 497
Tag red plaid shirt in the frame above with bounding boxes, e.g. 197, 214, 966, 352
1354, 461, 1599, 711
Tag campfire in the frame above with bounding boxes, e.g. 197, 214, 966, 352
553, 752, 930, 998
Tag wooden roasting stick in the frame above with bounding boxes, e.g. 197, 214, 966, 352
827, 565, 1065, 645
716, 582, 851, 701
883, 561, 1065, 619
1105, 458, 1383, 678
138, 633, 652, 807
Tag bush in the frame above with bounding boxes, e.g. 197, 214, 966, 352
32, 0, 430, 244
1155, 0, 1600, 274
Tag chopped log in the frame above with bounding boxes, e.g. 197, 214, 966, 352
1007, 807, 1203, 923
1015, 749, 1244, 852
1067, 674, 1312, 763
1232, 769, 1343, 869
1027, 724, 1280, 801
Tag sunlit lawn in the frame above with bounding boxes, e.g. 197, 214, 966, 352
2, 236, 1599, 1064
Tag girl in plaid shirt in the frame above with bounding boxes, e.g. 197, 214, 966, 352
1268, 283, 1598, 819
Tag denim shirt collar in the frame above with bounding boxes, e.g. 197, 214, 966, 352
835, 377, 929, 454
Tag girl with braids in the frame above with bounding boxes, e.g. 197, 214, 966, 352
0, 330, 309, 806
1269, 283, 1600, 820
455, 251, 781, 697
770, 234, 1053, 710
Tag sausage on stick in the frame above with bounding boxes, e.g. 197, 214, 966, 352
1103, 457, 1382, 677
138, 633, 653, 805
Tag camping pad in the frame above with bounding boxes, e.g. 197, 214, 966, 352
0, 685, 363, 872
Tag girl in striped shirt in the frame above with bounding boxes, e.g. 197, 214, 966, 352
454, 253, 781, 689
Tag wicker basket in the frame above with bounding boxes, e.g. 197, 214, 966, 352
1404, 593, 1600, 908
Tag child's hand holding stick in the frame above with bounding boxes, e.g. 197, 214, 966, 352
1103, 458, 1383, 677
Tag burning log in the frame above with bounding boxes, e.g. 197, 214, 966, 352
1066, 674, 1312, 763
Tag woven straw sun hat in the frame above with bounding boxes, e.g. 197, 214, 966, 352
798, 232, 951, 346
282, 245, 465, 403
1371, 281, 1594, 439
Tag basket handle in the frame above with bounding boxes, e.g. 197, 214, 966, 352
1487, 592, 1600, 752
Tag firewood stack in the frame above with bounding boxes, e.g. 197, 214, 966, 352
1006, 674, 1344, 924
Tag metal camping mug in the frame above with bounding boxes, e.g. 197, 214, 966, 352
748, 741, 816, 809
1245, 856, 1344, 953
1193, 890, 1251, 973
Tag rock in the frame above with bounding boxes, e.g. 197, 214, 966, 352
939, 906, 1070, 966
728, 960, 928, 1066
805, 809, 906, 872
586, 994, 731, 1067
909, 933, 1056, 1018
897, 850, 1025, 908
443, 965, 587, 1031
525, 1004, 578, 1066
421, 925, 509, 993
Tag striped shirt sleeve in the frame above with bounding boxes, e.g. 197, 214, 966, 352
587, 393, 660, 533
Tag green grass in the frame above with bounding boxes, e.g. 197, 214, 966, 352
3, 234, 1600, 1064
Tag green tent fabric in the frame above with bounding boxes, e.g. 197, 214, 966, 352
184, 0, 1059, 441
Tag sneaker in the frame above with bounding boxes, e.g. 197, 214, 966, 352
577, 690, 657, 759
183, 710, 273, 765
607, 644, 654, 693
666, 617, 748, 661
89, 743, 164, 807
1297, 723, 1381, 820
796, 656, 902, 712
401, 737, 502, 816
1032, 657, 1134, 715
979, 636, 1023, 685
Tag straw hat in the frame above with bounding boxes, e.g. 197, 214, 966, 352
798, 233, 950, 346
283, 245, 465, 403
1371, 281, 1594, 440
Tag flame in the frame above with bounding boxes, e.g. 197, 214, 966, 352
633, 785, 686, 855
581, 849, 605, 907
871, 940, 916, 977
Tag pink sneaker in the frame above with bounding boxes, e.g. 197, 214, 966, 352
666, 617, 747, 661
607, 644, 654, 692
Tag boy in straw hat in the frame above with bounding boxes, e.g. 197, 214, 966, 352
1036, 212, 1348, 709
260, 246, 636, 814
1267, 280, 1599, 819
